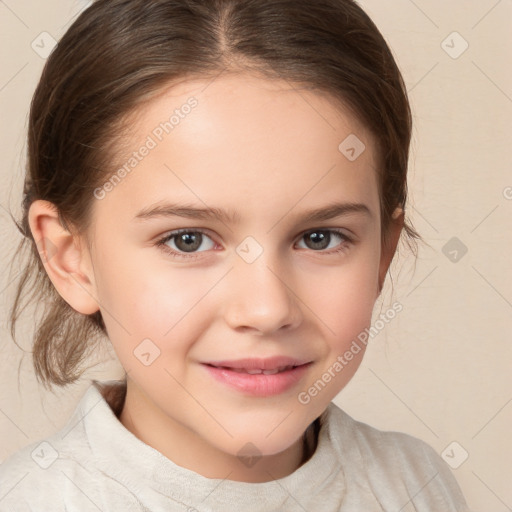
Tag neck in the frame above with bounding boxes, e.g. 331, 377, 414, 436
115, 379, 318, 483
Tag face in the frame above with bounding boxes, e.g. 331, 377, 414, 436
78, 72, 399, 478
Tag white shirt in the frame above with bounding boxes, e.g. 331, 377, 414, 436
0, 380, 471, 511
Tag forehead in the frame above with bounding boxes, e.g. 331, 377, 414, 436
130, 72, 374, 157
93, 72, 379, 227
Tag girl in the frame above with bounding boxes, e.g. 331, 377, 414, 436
1, 0, 471, 510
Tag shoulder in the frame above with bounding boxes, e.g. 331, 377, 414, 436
0, 403, 109, 512
329, 402, 439, 465
322, 402, 472, 511
0, 432, 91, 511
0, 381, 131, 512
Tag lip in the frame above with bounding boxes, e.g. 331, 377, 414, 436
201, 357, 313, 397
203, 356, 311, 371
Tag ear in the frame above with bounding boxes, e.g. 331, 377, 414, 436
378, 207, 404, 293
28, 199, 99, 315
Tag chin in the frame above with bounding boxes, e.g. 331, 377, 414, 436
214, 419, 307, 459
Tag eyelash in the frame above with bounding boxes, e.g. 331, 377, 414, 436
155, 228, 354, 260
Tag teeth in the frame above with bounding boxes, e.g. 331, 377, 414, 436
221, 365, 295, 374
245, 368, 263, 374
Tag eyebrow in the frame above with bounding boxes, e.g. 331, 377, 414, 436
133, 200, 372, 224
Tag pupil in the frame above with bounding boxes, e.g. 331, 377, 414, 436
177, 232, 201, 252
308, 231, 329, 250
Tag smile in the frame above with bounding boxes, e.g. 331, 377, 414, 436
201, 361, 312, 397
211, 365, 297, 375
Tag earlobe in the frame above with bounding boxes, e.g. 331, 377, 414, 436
28, 199, 100, 315
378, 207, 404, 293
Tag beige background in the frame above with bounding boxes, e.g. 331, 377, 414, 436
1, 1, 511, 510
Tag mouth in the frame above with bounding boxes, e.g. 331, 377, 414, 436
201, 358, 313, 396
203, 356, 311, 371
205, 364, 303, 375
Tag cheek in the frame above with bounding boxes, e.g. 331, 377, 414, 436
93, 247, 222, 363
296, 254, 379, 412
306, 247, 381, 334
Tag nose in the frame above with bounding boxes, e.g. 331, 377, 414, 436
223, 250, 303, 335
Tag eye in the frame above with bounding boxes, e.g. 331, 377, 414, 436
296, 229, 352, 254
156, 229, 216, 259
155, 227, 353, 260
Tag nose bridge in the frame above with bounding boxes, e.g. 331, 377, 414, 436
224, 237, 301, 333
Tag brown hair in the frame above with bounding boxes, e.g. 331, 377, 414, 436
8, 0, 419, 390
